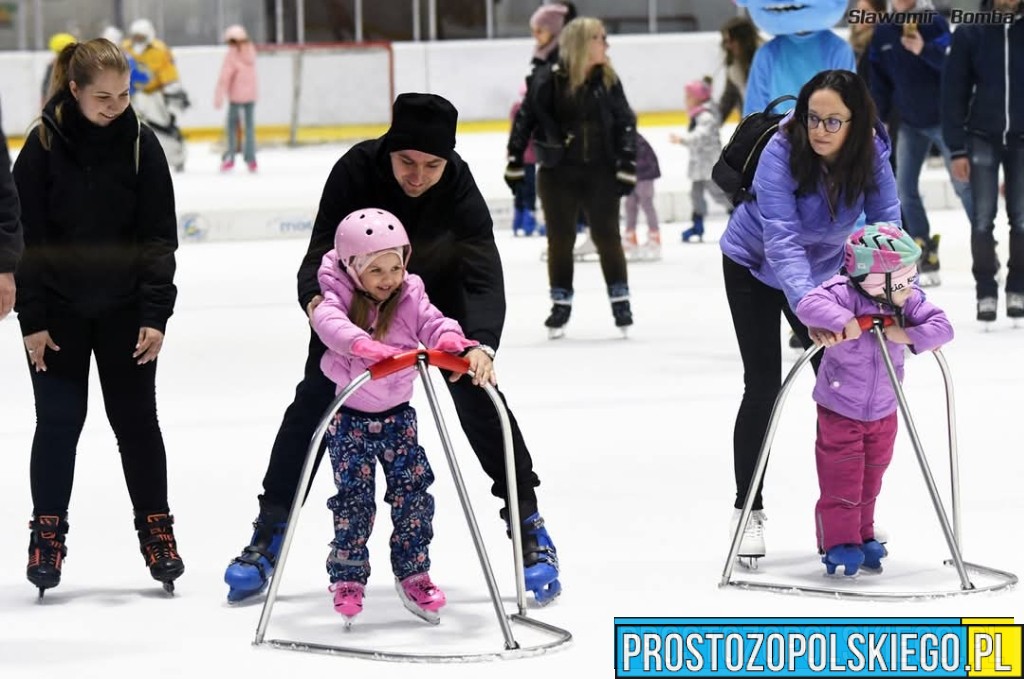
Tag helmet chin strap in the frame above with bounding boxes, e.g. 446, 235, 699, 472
850, 272, 906, 328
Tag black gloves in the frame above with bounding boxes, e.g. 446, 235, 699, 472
615, 160, 637, 197
504, 157, 525, 194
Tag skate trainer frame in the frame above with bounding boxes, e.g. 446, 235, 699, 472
253, 350, 572, 661
720, 317, 1018, 599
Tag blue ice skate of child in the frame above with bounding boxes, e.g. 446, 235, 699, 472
822, 543, 865, 577
224, 509, 288, 603
861, 539, 887, 573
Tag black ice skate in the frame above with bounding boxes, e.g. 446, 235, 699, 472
611, 300, 633, 337
916, 235, 941, 287
135, 511, 185, 594
27, 514, 69, 599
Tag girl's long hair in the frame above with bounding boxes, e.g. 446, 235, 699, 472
346, 281, 404, 341
39, 38, 130, 147
558, 17, 617, 94
784, 69, 879, 208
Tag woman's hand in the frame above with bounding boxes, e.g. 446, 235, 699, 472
306, 294, 324, 322
24, 330, 60, 372
134, 327, 165, 364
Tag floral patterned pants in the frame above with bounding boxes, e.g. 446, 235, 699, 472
324, 405, 435, 584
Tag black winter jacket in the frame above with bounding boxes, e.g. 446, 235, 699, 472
297, 139, 506, 350
0, 100, 22, 274
508, 63, 636, 170
13, 92, 178, 334
942, 12, 1024, 156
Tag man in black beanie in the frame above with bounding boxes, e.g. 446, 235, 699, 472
223, 92, 562, 608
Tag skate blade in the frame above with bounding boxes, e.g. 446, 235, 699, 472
531, 578, 562, 606
548, 327, 565, 340
824, 569, 861, 579
736, 556, 762, 571
162, 581, 176, 595
618, 327, 630, 338
860, 565, 884, 575
400, 601, 441, 625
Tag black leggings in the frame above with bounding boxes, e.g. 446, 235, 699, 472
537, 164, 627, 294
261, 331, 541, 518
722, 255, 819, 510
28, 304, 169, 515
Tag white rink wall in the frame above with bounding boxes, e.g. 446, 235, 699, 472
0, 32, 731, 136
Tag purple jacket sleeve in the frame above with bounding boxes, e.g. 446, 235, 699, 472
311, 251, 371, 355
755, 136, 816, 308
901, 290, 954, 354
863, 133, 901, 225
794, 277, 857, 333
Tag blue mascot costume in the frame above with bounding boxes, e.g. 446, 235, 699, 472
739, 0, 855, 115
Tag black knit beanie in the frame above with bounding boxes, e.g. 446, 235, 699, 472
383, 93, 458, 159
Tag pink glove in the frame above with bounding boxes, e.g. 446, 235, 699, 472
351, 338, 402, 362
433, 332, 478, 354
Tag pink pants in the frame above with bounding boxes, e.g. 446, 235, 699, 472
815, 404, 897, 551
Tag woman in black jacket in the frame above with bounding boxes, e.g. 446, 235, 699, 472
507, 17, 638, 337
13, 38, 183, 596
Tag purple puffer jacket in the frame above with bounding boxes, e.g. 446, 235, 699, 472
720, 112, 901, 309
311, 250, 475, 413
794, 276, 954, 422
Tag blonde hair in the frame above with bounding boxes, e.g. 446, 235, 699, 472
39, 38, 130, 147
347, 283, 405, 341
557, 17, 618, 94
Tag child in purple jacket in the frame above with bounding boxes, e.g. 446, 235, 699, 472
794, 223, 953, 577
310, 208, 485, 625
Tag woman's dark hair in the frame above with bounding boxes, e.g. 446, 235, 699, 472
784, 69, 879, 208
720, 16, 761, 78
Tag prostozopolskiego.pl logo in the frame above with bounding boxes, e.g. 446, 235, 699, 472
847, 8, 1018, 25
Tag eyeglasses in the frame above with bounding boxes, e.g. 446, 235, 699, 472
806, 113, 851, 134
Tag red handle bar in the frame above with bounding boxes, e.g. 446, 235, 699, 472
857, 315, 895, 331
366, 349, 471, 380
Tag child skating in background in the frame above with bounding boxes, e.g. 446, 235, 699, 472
669, 77, 730, 242
509, 82, 544, 237
214, 25, 258, 173
622, 133, 662, 261
794, 223, 953, 577
310, 208, 491, 624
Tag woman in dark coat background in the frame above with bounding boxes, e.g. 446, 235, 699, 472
507, 16, 638, 337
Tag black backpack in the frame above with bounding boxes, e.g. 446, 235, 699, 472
711, 94, 797, 207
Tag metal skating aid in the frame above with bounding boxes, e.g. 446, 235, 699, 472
253, 350, 571, 662
720, 316, 1017, 600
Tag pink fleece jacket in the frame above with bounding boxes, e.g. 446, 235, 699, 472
311, 250, 476, 413
214, 42, 258, 107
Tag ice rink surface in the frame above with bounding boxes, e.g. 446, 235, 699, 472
0, 131, 1021, 678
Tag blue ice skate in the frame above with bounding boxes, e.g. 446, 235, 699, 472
505, 510, 561, 605
861, 539, 888, 573
224, 509, 287, 603
822, 543, 865, 577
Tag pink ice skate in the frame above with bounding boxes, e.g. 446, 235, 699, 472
220, 159, 234, 173
328, 581, 364, 624
395, 572, 446, 624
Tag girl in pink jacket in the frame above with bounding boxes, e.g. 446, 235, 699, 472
310, 208, 480, 625
214, 25, 258, 172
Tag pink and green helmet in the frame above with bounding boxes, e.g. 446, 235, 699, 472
844, 223, 921, 297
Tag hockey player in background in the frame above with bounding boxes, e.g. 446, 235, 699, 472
124, 19, 189, 172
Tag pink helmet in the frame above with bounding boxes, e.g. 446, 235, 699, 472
334, 208, 411, 285
223, 24, 248, 42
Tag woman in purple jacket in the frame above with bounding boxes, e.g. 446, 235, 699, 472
719, 70, 900, 562
794, 223, 953, 576
310, 208, 486, 625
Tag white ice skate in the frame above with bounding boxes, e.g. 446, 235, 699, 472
625, 234, 662, 263
729, 508, 766, 570
572, 232, 599, 262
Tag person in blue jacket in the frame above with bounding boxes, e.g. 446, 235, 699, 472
943, 0, 1024, 322
738, 0, 855, 116
718, 70, 900, 562
869, 0, 974, 288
